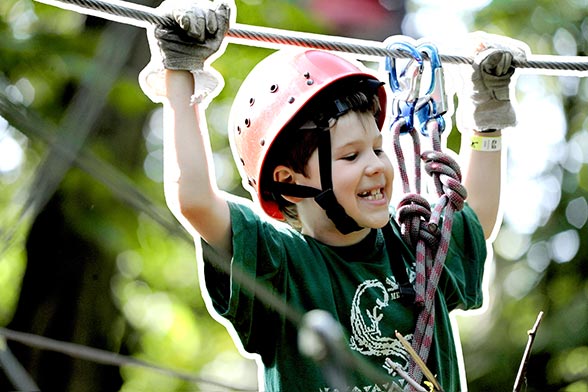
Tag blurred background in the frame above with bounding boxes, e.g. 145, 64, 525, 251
1, 0, 587, 390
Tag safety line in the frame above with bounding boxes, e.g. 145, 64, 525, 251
0, 337, 40, 391
35, 0, 588, 74
0, 327, 257, 391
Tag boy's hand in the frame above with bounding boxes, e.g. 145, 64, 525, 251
458, 32, 529, 132
140, 0, 232, 104
155, 0, 231, 71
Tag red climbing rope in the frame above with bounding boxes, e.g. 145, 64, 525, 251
386, 40, 467, 389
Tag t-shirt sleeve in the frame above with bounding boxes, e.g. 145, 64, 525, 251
439, 203, 488, 311
201, 199, 292, 355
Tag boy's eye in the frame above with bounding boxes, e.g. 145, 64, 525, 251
374, 148, 384, 156
341, 153, 357, 161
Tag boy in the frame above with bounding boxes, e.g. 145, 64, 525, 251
141, 1, 524, 390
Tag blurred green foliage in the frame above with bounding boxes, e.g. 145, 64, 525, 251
457, 1, 588, 391
1, 0, 587, 391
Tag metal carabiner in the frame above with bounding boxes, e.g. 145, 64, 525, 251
414, 43, 447, 136
385, 40, 424, 134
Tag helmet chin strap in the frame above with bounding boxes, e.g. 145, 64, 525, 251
313, 129, 363, 234
269, 125, 363, 235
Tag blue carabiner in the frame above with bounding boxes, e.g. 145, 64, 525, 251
414, 43, 447, 136
385, 41, 424, 134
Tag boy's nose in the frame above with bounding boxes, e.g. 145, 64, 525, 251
365, 152, 386, 175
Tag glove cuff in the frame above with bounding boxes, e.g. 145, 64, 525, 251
138, 64, 224, 107
457, 98, 517, 132
190, 68, 224, 106
139, 62, 166, 103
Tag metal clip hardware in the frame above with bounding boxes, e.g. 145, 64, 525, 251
385, 40, 424, 134
385, 38, 447, 136
414, 43, 447, 136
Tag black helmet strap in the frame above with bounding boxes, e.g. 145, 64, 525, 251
313, 129, 362, 234
267, 129, 362, 235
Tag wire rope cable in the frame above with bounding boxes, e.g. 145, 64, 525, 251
0, 327, 256, 391
35, 0, 588, 74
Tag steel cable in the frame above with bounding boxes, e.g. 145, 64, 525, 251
0, 328, 256, 391
36, 0, 588, 74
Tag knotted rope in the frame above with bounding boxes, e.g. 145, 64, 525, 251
392, 117, 466, 389
36, 0, 588, 74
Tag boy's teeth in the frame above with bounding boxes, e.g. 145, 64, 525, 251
358, 189, 383, 200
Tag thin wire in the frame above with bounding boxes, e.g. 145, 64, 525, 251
34, 0, 588, 74
0, 328, 256, 391
0, 337, 40, 391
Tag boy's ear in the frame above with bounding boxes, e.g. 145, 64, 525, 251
273, 165, 303, 204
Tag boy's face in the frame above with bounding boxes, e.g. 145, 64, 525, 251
303, 111, 394, 230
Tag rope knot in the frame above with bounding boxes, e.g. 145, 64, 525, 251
422, 150, 467, 210
396, 194, 439, 249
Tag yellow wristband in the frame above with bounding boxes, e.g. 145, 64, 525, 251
470, 135, 502, 152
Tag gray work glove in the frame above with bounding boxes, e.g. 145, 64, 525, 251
155, 1, 230, 71
139, 0, 231, 105
458, 32, 529, 131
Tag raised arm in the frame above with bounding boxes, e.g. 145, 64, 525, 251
456, 33, 528, 240
141, 1, 232, 252
460, 128, 503, 240
163, 70, 232, 251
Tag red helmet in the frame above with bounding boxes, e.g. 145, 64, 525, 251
229, 49, 388, 220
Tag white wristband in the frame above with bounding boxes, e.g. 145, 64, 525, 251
470, 135, 502, 152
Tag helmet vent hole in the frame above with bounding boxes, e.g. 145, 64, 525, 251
237, 126, 241, 134
270, 84, 279, 93
260, 138, 265, 146
244, 118, 251, 127
249, 97, 255, 106
240, 158, 245, 166
288, 96, 295, 104
306, 79, 314, 86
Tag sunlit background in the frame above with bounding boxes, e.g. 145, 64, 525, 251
1, 0, 588, 391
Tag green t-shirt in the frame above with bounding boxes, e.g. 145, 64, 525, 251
202, 199, 487, 391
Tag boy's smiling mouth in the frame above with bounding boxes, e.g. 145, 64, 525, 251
357, 188, 385, 201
